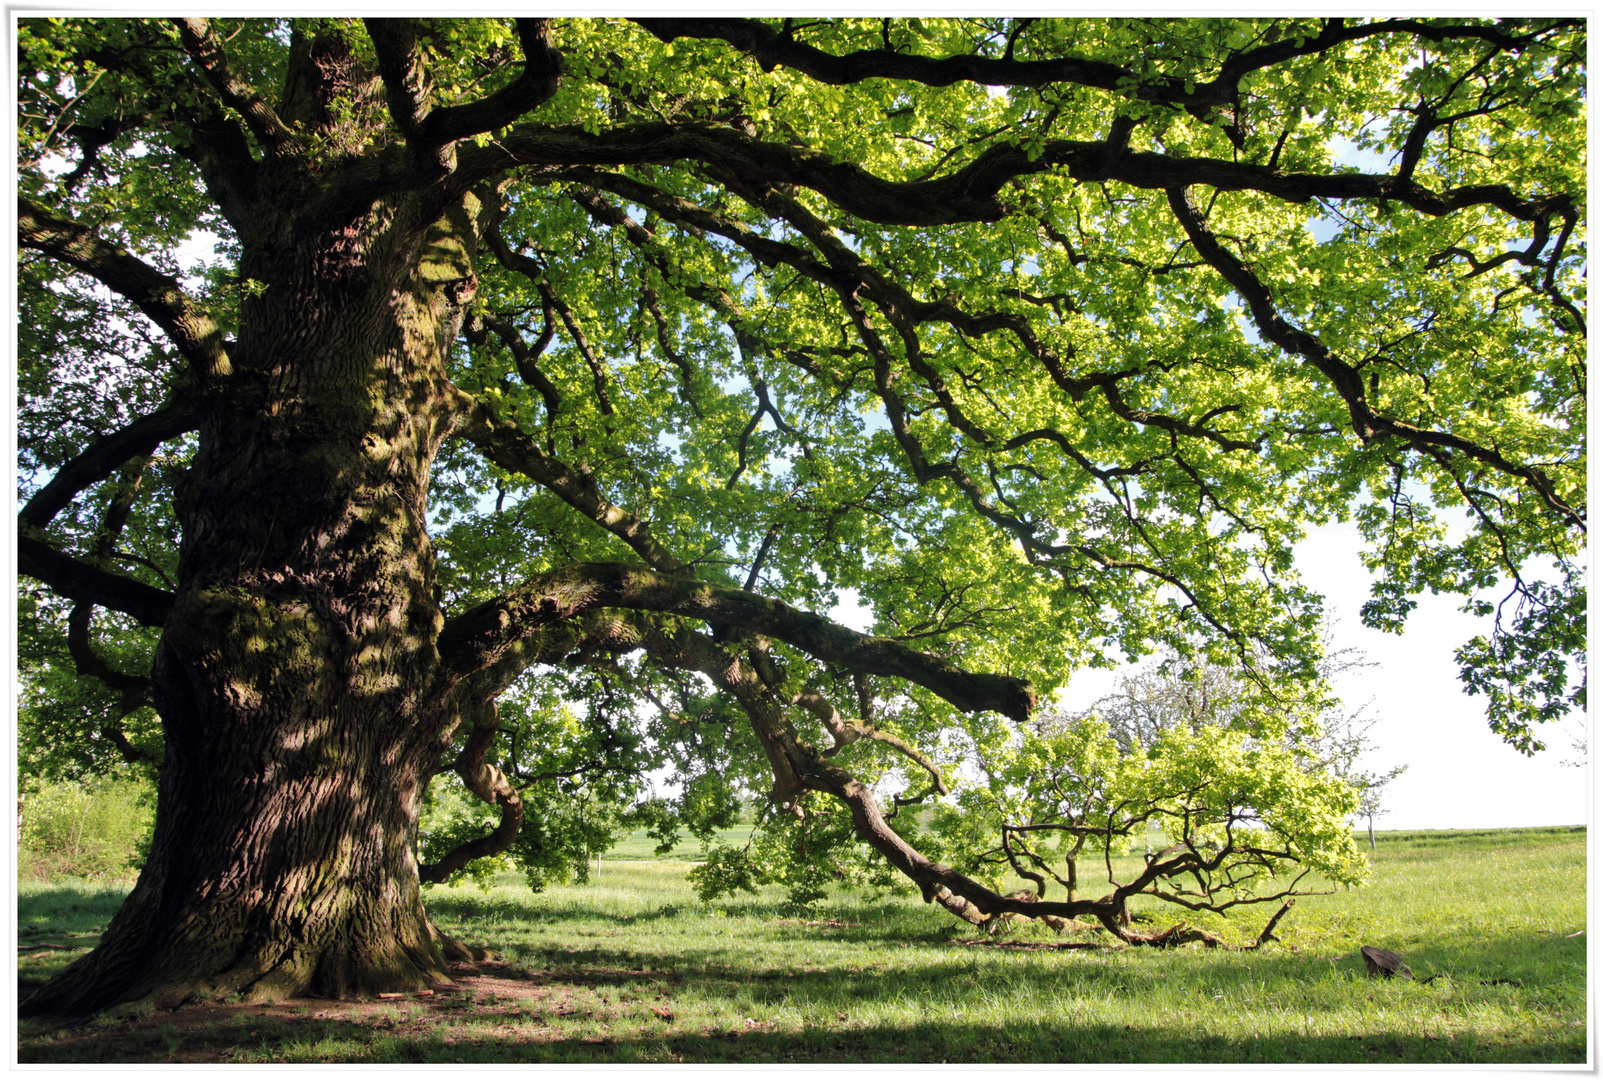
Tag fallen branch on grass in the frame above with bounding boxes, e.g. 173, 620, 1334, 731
1245, 899, 1297, 950
956, 939, 1108, 951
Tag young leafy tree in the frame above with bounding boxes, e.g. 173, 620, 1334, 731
16, 17, 1584, 1014
971, 642, 1406, 920
922, 712, 1369, 946
1068, 639, 1407, 818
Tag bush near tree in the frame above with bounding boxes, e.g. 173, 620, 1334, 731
16, 17, 1584, 1015
17, 776, 154, 881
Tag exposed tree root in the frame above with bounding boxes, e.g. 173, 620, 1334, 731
426, 918, 497, 965
1117, 923, 1226, 948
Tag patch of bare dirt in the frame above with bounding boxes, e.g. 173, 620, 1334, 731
18, 958, 598, 1064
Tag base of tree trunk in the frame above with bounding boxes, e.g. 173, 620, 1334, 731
19, 885, 479, 1017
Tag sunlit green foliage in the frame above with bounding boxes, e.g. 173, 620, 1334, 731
17, 17, 1584, 940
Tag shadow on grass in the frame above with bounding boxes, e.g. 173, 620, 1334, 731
19, 885, 131, 923
17, 886, 134, 1001
424, 891, 868, 924
433, 885, 1583, 972
17, 881, 1584, 1066
413, 1019, 1583, 1065
447, 923, 1586, 1028
17, 928, 1586, 1065
1382, 932, 1587, 991
18, 1011, 1583, 1065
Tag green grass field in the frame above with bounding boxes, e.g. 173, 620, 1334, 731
17, 825, 1588, 1063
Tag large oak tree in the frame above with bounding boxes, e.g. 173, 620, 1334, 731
17, 17, 1584, 1014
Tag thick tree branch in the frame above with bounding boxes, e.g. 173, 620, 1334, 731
420, 703, 524, 883
343, 18, 563, 207
61, 456, 157, 709
167, 108, 261, 232
638, 17, 1147, 95
173, 18, 296, 152
795, 689, 949, 795
454, 392, 687, 573
368, 19, 564, 147
20, 400, 200, 531
364, 19, 433, 138
18, 535, 174, 628
478, 311, 561, 421
479, 216, 621, 420
433, 613, 642, 736
647, 635, 1331, 942
99, 723, 157, 766
436, 561, 1035, 723
470, 117, 1574, 230
68, 603, 153, 701
1246, 898, 1297, 949
18, 198, 231, 381
637, 17, 1578, 115
364, 18, 456, 183
1166, 186, 1584, 532
420, 20, 565, 143
680, 656, 1117, 927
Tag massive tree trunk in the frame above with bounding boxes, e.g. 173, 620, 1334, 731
21, 191, 482, 1014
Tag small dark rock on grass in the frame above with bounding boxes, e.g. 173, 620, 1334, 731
1360, 946, 1412, 979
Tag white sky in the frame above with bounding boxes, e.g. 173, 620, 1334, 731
1295, 523, 1586, 830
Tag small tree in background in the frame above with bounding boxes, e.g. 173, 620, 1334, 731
1310, 682, 1407, 851
1558, 721, 1588, 770
924, 711, 1368, 945
1061, 638, 1407, 850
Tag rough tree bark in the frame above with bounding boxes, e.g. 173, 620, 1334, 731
24, 192, 487, 1014
18, 24, 520, 1013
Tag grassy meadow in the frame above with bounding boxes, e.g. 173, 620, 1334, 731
17, 825, 1588, 1063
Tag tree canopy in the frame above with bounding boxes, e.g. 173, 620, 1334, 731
16, 17, 1585, 1011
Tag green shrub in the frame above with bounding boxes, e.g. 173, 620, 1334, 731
19, 775, 155, 880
